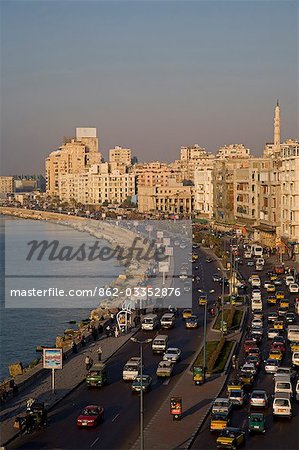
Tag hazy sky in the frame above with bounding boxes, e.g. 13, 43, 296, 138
1, 0, 298, 174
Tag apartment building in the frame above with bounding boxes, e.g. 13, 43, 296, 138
0, 176, 14, 194
46, 128, 102, 195
193, 167, 214, 218
280, 140, 299, 244
109, 146, 132, 165
138, 180, 194, 215
216, 144, 251, 159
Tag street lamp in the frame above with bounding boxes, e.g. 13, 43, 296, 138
198, 289, 214, 382
130, 337, 152, 450
217, 267, 226, 335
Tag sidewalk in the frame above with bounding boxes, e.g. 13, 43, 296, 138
0, 329, 137, 446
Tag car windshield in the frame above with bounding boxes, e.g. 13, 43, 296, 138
124, 364, 138, 371
82, 409, 97, 416
230, 391, 241, 397
252, 393, 264, 398
275, 399, 289, 407
222, 430, 236, 438
89, 371, 101, 376
154, 340, 165, 345
277, 383, 290, 389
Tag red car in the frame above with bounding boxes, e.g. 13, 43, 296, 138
247, 347, 260, 358
77, 405, 104, 427
244, 339, 258, 353
271, 341, 286, 354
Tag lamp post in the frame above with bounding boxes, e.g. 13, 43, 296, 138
130, 337, 152, 450
217, 267, 226, 335
198, 289, 214, 382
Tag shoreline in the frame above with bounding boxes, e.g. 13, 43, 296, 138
0, 207, 152, 380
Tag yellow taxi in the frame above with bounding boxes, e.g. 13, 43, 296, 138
269, 274, 278, 281
182, 309, 193, 319
192, 254, 199, 261
227, 378, 244, 394
267, 284, 276, 293
290, 342, 299, 353
269, 349, 283, 361
199, 296, 207, 306
276, 291, 285, 300
279, 299, 289, 308
267, 295, 277, 305
210, 412, 230, 432
273, 320, 284, 330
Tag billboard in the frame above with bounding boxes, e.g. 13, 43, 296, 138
43, 348, 63, 369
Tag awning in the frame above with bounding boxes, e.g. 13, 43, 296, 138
253, 224, 276, 233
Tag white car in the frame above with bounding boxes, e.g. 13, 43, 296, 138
285, 276, 295, 286
250, 390, 268, 408
241, 362, 257, 375
264, 280, 272, 289
289, 283, 299, 294
212, 398, 233, 414
251, 289, 262, 301
251, 318, 263, 329
292, 351, 299, 368
163, 348, 181, 363
264, 358, 279, 374
251, 278, 261, 288
273, 393, 292, 418
268, 328, 280, 339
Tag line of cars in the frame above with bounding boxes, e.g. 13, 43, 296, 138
209, 244, 299, 449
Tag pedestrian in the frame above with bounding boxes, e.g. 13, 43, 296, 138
114, 327, 119, 338
72, 340, 77, 353
97, 346, 103, 362
85, 355, 92, 371
110, 313, 115, 323
105, 325, 111, 337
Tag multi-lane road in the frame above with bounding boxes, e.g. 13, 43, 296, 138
9, 238, 223, 449
192, 246, 299, 450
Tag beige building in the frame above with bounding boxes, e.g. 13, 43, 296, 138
134, 162, 175, 187
180, 144, 209, 161
109, 146, 132, 165
138, 179, 194, 216
194, 167, 214, 218
280, 139, 299, 243
216, 144, 251, 159
0, 176, 14, 194
46, 128, 102, 195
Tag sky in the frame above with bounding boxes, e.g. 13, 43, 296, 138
0, 0, 298, 175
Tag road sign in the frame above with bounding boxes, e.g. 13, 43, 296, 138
43, 348, 63, 370
159, 262, 169, 273
165, 246, 173, 256
163, 237, 170, 246
157, 231, 164, 239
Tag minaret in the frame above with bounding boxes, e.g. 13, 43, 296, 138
274, 100, 280, 152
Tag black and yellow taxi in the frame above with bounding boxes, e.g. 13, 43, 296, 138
269, 273, 278, 281
210, 411, 230, 432
239, 370, 254, 387
276, 291, 285, 300
279, 298, 289, 309
182, 309, 193, 320
267, 295, 277, 305
216, 427, 245, 449
290, 341, 299, 353
227, 378, 244, 394
273, 319, 284, 330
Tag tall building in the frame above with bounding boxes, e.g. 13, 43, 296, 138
0, 176, 14, 195
109, 146, 132, 165
180, 144, 209, 161
194, 166, 214, 219
46, 128, 102, 195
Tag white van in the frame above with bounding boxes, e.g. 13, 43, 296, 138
252, 245, 263, 257
287, 325, 299, 342
160, 313, 175, 329
122, 357, 141, 381
152, 335, 168, 354
274, 375, 293, 397
273, 393, 292, 418
256, 257, 265, 266
244, 249, 252, 259
141, 314, 160, 331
